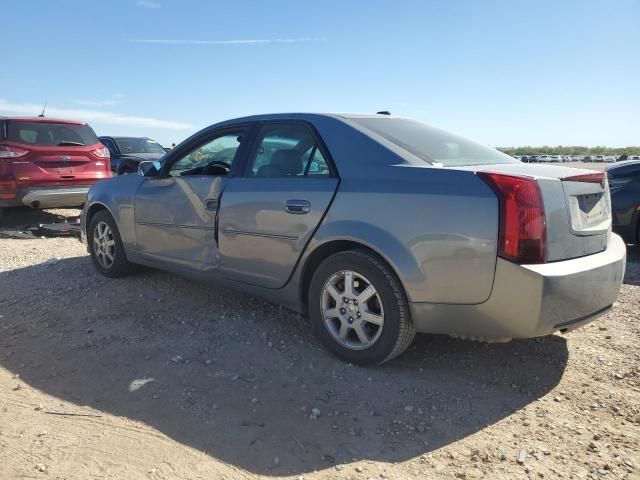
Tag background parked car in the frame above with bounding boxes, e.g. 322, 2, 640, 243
98, 136, 167, 175
0, 116, 110, 216
606, 160, 640, 244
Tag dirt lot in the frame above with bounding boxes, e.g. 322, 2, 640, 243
1, 207, 639, 480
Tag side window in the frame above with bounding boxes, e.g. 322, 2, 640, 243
302, 146, 331, 176
168, 131, 244, 177
248, 124, 331, 178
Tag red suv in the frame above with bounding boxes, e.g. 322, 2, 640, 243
0, 117, 110, 214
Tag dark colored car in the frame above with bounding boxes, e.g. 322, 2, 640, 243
607, 160, 640, 244
98, 136, 167, 175
0, 117, 110, 215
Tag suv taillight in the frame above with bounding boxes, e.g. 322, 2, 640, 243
0, 145, 29, 158
92, 146, 110, 159
477, 172, 547, 264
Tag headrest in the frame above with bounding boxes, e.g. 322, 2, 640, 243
271, 149, 302, 175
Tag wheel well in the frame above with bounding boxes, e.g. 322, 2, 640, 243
85, 204, 108, 227
299, 240, 395, 309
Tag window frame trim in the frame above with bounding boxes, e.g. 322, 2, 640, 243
159, 123, 256, 179
241, 120, 338, 179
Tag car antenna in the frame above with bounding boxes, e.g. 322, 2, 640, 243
376, 110, 391, 115
38, 101, 47, 118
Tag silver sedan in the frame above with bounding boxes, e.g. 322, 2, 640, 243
81, 113, 626, 365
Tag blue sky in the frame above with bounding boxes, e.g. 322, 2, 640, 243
1, 0, 638, 146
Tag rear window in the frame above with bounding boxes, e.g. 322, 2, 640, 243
7, 121, 99, 147
114, 137, 167, 155
350, 117, 518, 167
607, 162, 640, 177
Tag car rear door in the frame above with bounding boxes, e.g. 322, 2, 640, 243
218, 122, 338, 288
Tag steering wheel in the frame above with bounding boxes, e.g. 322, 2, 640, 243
202, 160, 231, 176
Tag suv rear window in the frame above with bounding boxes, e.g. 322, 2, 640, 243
350, 117, 518, 167
7, 121, 99, 147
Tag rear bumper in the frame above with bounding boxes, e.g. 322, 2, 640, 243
410, 233, 627, 339
0, 186, 90, 209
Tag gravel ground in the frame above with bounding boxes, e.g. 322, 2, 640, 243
0, 208, 638, 480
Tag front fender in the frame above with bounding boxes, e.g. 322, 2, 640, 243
82, 175, 144, 249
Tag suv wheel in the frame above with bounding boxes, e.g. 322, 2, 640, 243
88, 210, 136, 277
308, 249, 416, 365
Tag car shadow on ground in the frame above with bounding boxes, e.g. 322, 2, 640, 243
0, 207, 80, 239
0, 256, 569, 476
0, 207, 77, 227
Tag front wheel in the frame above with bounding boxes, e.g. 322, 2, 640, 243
308, 249, 416, 365
88, 210, 137, 277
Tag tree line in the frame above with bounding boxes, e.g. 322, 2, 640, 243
497, 146, 640, 156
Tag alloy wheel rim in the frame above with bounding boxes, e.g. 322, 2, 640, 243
320, 270, 384, 350
93, 221, 116, 269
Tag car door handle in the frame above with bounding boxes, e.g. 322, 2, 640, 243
284, 199, 310, 214
205, 199, 218, 210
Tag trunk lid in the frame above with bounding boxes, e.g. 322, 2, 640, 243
459, 163, 611, 262
9, 142, 108, 187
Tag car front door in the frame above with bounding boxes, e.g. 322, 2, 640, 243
218, 122, 339, 288
133, 126, 251, 273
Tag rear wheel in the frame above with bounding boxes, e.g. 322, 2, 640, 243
88, 210, 136, 277
308, 249, 416, 365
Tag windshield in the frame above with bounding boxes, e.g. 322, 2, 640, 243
7, 121, 99, 147
350, 118, 518, 167
115, 137, 166, 155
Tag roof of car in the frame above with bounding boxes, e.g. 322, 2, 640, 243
99, 136, 152, 140
215, 112, 398, 124
0, 116, 88, 126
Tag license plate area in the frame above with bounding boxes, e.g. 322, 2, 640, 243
578, 193, 605, 224
564, 187, 611, 236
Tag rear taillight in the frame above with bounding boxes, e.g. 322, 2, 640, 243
478, 172, 547, 264
92, 146, 110, 159
0, 145, 29, 158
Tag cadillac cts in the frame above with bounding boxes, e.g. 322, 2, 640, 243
81, 114, 626, 365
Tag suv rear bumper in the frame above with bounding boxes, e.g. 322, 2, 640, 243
0, 186, 90, 209
410, 233, 627, 340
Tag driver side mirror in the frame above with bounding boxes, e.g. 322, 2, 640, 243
138, 160, 162, 177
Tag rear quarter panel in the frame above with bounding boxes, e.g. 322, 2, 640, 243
312, 166, 499, 304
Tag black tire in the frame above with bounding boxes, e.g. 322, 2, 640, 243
118, 167, 133, 175
88, 210, 137, 277
308, 249, 416, 365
